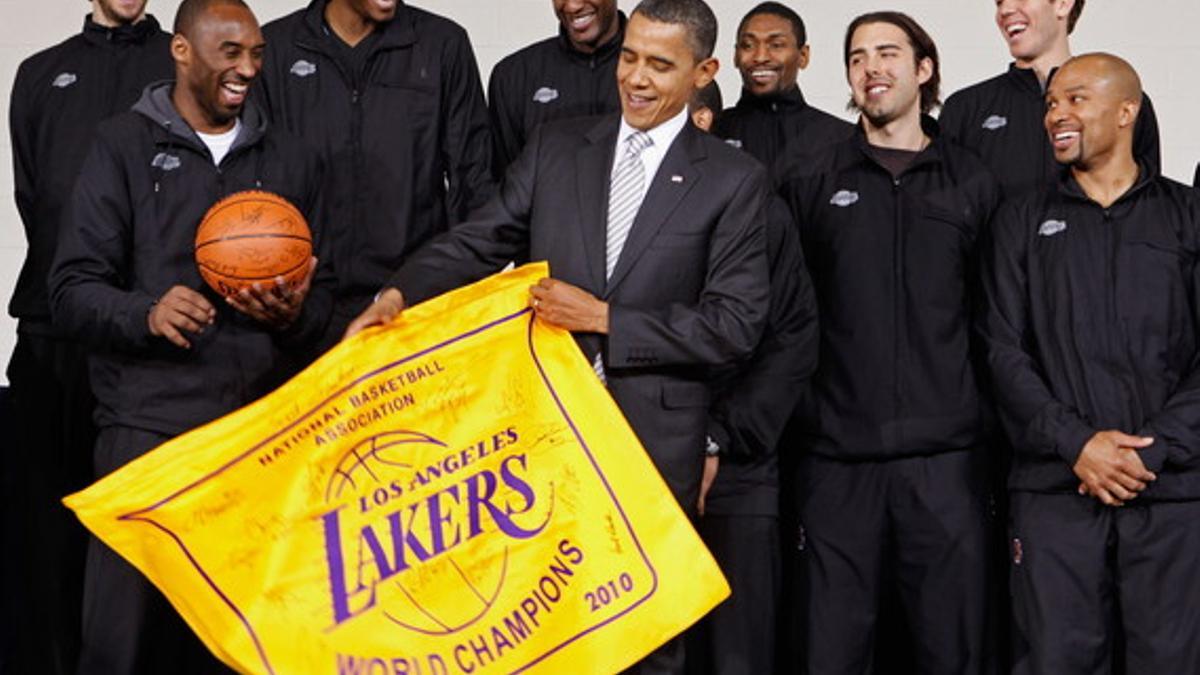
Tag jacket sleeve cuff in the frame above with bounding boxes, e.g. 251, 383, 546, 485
604, 306, 661, 368
707, 418, 733, 458
1053, 418, 1096, 469
123, 293, 159, 351
1135, 429, 1169, 473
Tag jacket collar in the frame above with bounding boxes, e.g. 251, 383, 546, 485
133, 81, 268, 155
82, 13, 162, 47
1005, 61, 1049, 96
1056, 159, 1158, 207
733, 84, 808, 113
556, 12, 626, 64
848, 113, 945, 175
301, 0, 417, 52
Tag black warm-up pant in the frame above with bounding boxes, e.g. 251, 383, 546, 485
689, 514, 780, 675
796, 449, 989, 675
1009, 492, 1200, 675
2, 333, 94, 675
77, 426, 234, 675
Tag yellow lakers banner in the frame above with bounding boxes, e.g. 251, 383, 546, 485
65, 262, 729, 674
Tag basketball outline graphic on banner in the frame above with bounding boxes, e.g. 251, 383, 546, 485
323, 429, 531, 638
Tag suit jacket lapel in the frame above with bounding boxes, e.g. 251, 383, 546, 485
605, 123, 704, 297
577, 117, 619, 291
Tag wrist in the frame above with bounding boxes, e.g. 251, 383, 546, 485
595, 301, 609, 334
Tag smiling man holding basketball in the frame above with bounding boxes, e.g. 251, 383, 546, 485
48, 0, 333, 672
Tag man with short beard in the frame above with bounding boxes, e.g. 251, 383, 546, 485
254, 0, 494, 348
940, 0, 1160, 198
778, 12, 999, 673
50, 0, 332, 671
488, 0, 626, 178
3, 1, 172, 672
713, 1, 852, 177
983, 52, 1200, 675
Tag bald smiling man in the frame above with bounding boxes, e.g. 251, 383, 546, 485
983, 53, 1200, 674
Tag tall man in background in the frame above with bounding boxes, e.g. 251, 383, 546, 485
254, 0, 494, 346
940, 0, 1160, 198
984, 52, 1200, 675
3, 1, 172, 671
50, 0, 333, 670
713, 1, 852, 175
779, 12, 1000, 673
348, 2, 771, 671
488, 0, 625, 178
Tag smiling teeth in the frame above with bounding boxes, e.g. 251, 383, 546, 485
224, 83, 247, 94
572, 13, 594, 26
868, 85, 888, 94
752, 70, 775, 78
1054, 131, 1079, 140
1007, 23, 1027, 36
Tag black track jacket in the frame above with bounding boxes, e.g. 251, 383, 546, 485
8, 14, 172, 335
487, 14, 625, 179
983, 167, 1200, 500
713, 86, 853, 178
706, 199, 818, 516
255, 0, 493, 314
779, 119, 1001, 461
941, 63, 1161, 198
49, 84, 333, 436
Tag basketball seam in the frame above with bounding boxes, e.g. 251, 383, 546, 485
196, 256, 311, 282
194, 233, 313, 251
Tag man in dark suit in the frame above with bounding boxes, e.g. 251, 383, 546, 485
349, 0, 767, 512
347, 1, 770, 667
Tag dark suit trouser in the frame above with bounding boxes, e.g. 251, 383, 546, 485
689, 515, 779, 675
796, 449, 989, 675
77, 426, 234, 675
1009, 492, 1200, 675
2, 334, 94, 675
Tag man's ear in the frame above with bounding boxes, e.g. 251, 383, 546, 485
917, 56, 933, 86
1118, 98, 1140, 130
171, 33, 190, 67
694, 56, 719, 89
798, 44, 811, 70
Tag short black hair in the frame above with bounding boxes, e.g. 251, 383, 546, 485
737, 2, 807, 47
1068, 0, 1085, 34
632, 0, 718, 61
844, 11, 941, 114
174, 0, 250, 37
689, 80, 723, 114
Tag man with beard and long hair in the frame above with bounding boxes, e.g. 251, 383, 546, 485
778, 12, 1000, 673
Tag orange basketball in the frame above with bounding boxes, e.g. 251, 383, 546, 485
194, 190, 312, 296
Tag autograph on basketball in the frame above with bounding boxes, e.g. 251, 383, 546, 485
65, 263, 729, 675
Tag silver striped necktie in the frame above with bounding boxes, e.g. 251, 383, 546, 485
595, 130, 653, 383
605, 131, 654, 279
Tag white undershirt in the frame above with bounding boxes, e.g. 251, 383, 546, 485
196, 119, 242, 166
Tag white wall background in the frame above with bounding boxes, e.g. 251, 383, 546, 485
2, 0, 1198, 383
